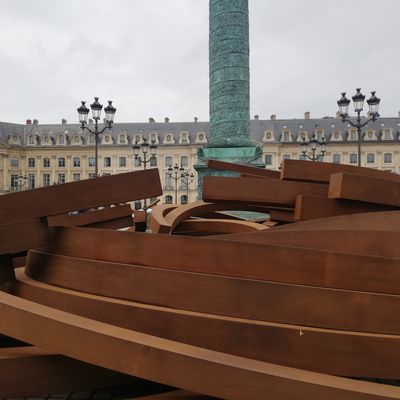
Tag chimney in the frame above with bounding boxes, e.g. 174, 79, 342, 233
304, 111, 310, 119
149, 117, 155, 123
194, 116, 198, 123
270, 114, 276, 120
62, 118, 67, 124
26, 119, 32, 125
33, 119, 39, 125
164, 117, 169, 123
254, 114, 259, 120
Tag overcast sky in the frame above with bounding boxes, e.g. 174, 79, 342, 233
1, 0, 399, 124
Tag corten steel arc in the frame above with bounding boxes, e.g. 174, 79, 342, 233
48, 204, 133, 229
25, 250, 400, 335
294, 195, 397, 221
11, 269, 400, 378
0, 346, 137, 397
329, 172, 400, 207
2, 292, 400, 400
281, 159, 400, 184
134, 390, 214, 399
202, 176, 328, 206
0, 168, 161, 225
43, 226, 400, 295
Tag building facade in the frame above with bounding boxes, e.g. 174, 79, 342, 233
1, 112, 400, 205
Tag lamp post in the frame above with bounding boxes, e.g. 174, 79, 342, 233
300, 125, 327, 161
337, 89, 380, 167
77, 97, 116, 177
168, 163, 185, 204
132, 138, 157, 208
16, 174, 27, 191
181, 171, 194, 203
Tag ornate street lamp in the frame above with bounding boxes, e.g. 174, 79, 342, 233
133, 138, 157, 208
16, 174, 27, 191
300, 125, 327, 162
181, 171, 195, 203
168, 163, 185, 204
77, 97, 116, 177
337, 89, 380, 167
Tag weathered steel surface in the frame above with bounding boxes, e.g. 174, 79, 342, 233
281, 159, 400, 184
207, 159, 279, 178
294, 194, 397, 220
11, 269, 400, 378
134, 390, 215, 399
329, 172, 400, 207
48, 204, 133, 228
269, 209, 296, 223
2, 291, 400, 400
173, 218, 267, 235
202, 176, 327, 206
0, 169, 161, 224
0, 346, 136, 397
43, 227, 400, 295
0, 218, 49, 255
25, 250, 400, 334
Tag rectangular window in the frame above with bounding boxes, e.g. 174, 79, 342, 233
10, 174, 19, 191
58, 173, 66, 184
165, 172, 173, 189
349, 154, 358, 164
43, 157, 50, 168
265, 155, 273, 165
73, 173, 81, 181
58, 157, 65, 168
332, 154, 341, 164
88, 157, 96, 167
43, 173, 50, 187
150, 156, 157, 167
28, 157, 35, 168
384, 153, 392, 164
366, 153, 375, 164
73, 157, 81, 167
28, 174, 35, 189
88, 173, 96, 179
104, 157, 111, 167
119, 156, 127, 167
10, 157, 19, 168
282, 154, 291, 160
134, 157, 141, 167
165, 156, 173, 167
180, 156, 189, 167
299, 154, 307, 161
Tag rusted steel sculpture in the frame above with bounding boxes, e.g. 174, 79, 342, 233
2, 161, 400, 398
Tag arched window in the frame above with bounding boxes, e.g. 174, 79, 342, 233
383, 130, 391, 140
180, 195, 188, 204
28, 135, 35, 145
88, 134, 95, 144
164, 195, 173, 204
58, 135, 65, 145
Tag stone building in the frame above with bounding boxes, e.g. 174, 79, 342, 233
1, 112, 400, 205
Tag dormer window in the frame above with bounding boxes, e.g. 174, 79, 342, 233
58, 135, 65, 145
150, 133, 158, 143
27, 135, 36, 145
134, 134, 142, 143
281, 131, 291, 142
88, 134, 95, 145
118, 133, 127, 144
180, 132, 189, 143
382, 129, 392, 140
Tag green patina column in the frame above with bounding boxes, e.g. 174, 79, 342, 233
195, 0, 263, 197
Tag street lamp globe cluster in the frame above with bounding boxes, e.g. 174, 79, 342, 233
132, 139, 157, 170
77, 97, 116, 177
337, 89, 380, 167
168, 164, 194, 204
300, 126, 327, 162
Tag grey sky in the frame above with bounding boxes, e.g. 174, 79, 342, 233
0, 0, 399, 124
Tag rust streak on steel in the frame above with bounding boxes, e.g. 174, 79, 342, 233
1, 291, 400, 399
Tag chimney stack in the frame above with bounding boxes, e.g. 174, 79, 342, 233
26, 119, 32, 125
304, 111, 310, 119
62, 118, 67, 124
254, 114, 259, 120
270, 114, 276, 120
149, 117, 155, 123
33, 119, 39, 125
164, 117, 169, 123
194, 116, 198, 122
